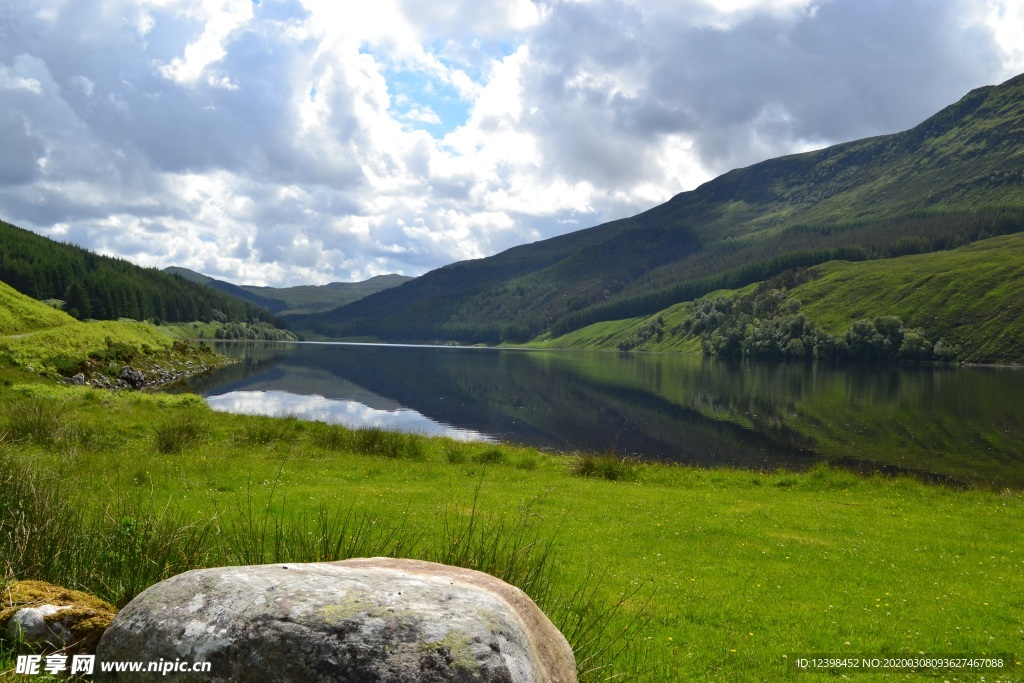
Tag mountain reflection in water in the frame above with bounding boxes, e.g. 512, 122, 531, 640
182, 341, 1024, 488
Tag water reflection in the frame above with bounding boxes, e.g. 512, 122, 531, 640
183, 342, 1024, 487
205, 390, 489, 441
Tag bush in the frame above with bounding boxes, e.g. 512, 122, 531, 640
933, 338, 960, 361
897, 330, 934, 360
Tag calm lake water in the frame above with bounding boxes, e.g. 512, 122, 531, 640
184, 342, 1024, 487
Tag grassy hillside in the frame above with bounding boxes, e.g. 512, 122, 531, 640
0, 220, 285, 328
298, 74, 1024, 345
0, 280, 73, 336
166, 267, 412, 316
0, 280, 230, 381
536, 232, 1024, 363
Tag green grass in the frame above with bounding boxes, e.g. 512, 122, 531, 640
1, 374, 1022, 682
0, 281, 72, 336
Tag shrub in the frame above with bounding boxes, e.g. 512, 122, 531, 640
897, 330, 933, 360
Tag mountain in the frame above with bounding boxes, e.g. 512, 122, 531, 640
0, 220, 285, 328
163, 267, 289, 313
163, 267, 412, 316
294, 73, 1024, 344
242, 274, 413, 315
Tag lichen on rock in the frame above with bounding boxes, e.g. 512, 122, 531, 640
96, 558, 577, 682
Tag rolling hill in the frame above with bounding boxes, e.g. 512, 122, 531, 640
534, 231, 1024, 363
164, 267, 412, 316
294, 73, 1024, 345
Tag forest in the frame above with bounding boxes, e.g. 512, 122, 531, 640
0, 220, 284, 327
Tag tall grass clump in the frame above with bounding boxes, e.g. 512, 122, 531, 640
215, 485, 420, 566
569, 452, 640, 482
351, 426, 425, 460
0, 451, 213, 605
441, 438, 470, 464
152, 408, 209, 454
353, 425, 385, 453
2, 395, 68, 446
544, 572, 654, 683
429, 483, 652, 682
308, 421, 354, 451
472, 446, 506, 465
232, 414, 296, 447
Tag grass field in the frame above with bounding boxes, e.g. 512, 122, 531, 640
2, 373, 1022, 682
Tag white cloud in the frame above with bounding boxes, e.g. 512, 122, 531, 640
158, 0, 253, 86
0, 0, 1018, 287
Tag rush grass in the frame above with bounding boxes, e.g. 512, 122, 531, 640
1, 376, 1022, 682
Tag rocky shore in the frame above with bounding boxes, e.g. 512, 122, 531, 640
64, 356, 232, 391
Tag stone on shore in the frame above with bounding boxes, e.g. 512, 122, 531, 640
96, 558, 577, 682
117, 366, 146, 389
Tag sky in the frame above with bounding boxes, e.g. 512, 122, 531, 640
1, 0, 1022, 287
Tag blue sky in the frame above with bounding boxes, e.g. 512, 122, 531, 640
0, 0, 1022, 286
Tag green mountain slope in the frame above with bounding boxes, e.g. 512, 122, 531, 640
164, 267, 412, 316
0, 220, 285, 328
0, 280, 74, 335
297, 73, 1024, 344
535, 232, 1024, 363
0, 278, 183, 377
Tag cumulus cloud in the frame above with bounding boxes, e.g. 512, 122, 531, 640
0, 0, 1019, 286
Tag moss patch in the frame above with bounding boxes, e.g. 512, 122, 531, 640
1, 580, 117, 654
422, 630, 479, 674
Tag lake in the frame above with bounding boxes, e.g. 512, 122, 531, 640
183, 341, 1024, 487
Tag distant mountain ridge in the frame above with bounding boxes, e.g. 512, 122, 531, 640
292, 73, 1024, 344
163, 267, 412, 316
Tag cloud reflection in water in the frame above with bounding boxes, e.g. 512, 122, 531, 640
205, 390, 490, 442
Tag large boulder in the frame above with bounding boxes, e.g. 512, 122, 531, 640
0, 580, 117, 654
117, 366, 146, 389
96, 558, 576, 682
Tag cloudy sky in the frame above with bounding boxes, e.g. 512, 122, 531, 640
1, 0, 1022, 286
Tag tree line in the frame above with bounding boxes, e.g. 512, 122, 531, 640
0, 220, 284, 327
